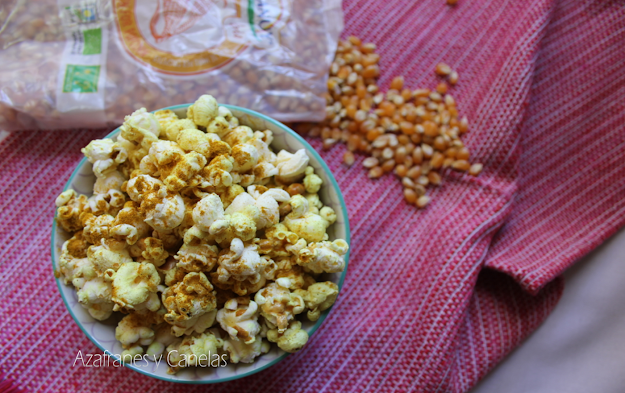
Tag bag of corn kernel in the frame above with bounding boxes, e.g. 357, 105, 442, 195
0, 0, 343, 131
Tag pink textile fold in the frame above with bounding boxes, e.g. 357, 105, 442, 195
0, 0, 624, 391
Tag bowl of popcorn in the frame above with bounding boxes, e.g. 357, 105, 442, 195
51, 95, 350, 383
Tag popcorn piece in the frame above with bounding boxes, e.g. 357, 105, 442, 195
219, 106, 239, 128
141, 140, 207, 192
216, 297, 261, 344
138, 182, 185, 232
223, 335, 270, 364
201, 154, 234, 187
192, 193, 228, 232
247, 186, 290, 229
164, 119, 196, 141
146, 324, 178, 361
294, 281, 339, 321
119, 108, 161, 150
303, 166, 323, 194
81, 139, 127, 178
258, 223, 304, 259
154, 109, 178, 131
55, 190, 89, 233
76, 276, 114, 320
187, 95, 219, 127
177, 129, 231, 163
206, 116, 230, 137
266, 320, 309, 353
212, 239, 274, 296
110, 262, 160, 311
129, 237, 169, 267
58, 232, 91, 285
82, 214, 118, 248
174, 241, 218, 272
88, 244, 132, 274
283, 195, 334, 243
165, 330, 223, 373
296, 239, 349, 274
162, 272, 217, 337
94, 170, 126, 194
223, 125, 254, 147
115, 313, 158, 349
254, 281, 305, 333
220, 185, 244, 209
272, 257, 316, 290
110, 201, 150, 245
86, 189, 125, 216
275, 149, 309, 184
231, 142, 259, 173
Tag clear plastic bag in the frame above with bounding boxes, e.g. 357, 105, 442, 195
0, 0, 343, 130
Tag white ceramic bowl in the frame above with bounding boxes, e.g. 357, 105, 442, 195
51, 104, 350, 384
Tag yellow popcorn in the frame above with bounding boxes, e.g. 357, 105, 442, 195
129, 237, 169, 267
162, 272, 217, 337
110, 262, 160, 311
174, 242, 218, 272
187, 95, 219, 127
55, 190, 89, 233
154, 109, 178, 131
164, 119, 196, 141
275, 149, 309, 184
146, 324, 178, 361
297, 239, 349, 274
273, 257, 316, 290
254, 281, 305, 333
231, 142, 259, 173
283, 195, 333, 243
216, 297, 261, 344
81, 139, 127, 178
110, 201, 150, 245
58, 232, 92, 285
55, 94, 350, 371
220, 185, 244, 209
212, 239, 274, 295
88, 244, 132, 274
303, 166, 323, 194
82, 214, 116, 247
119, 108, 161, 150
177, 128, 231, 162
76, 277, 114, 320
86, 189, 126, 216
219, 106, 239, 128
247, 186, 290, 229
94, 170, 126, 195
258, 223, 303, 259
165, 330, 223, 374
223, 125, 254, 147
115, 313, 158, 348
295, 281, 339, 321
266, 320, 309, 353
223, 335, 270, 364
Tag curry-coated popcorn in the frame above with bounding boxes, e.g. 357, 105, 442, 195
55, 94, 349, 374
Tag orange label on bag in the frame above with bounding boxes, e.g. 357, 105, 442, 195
113, 0, 255, 75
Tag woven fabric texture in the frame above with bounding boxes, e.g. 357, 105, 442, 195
1, 0, 624, 392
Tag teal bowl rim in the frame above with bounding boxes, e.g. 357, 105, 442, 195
50, 103, 351, 384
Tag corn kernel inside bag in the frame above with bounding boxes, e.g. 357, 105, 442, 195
0, 0, 343, 130
54, 95, 348, 373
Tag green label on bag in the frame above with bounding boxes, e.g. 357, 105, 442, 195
82, 28, 102, 55
62, 64, 100, 93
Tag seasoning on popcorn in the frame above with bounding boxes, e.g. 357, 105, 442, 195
55, 94, 349, 373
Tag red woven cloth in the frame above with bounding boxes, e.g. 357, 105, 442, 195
1, 0, 624, 391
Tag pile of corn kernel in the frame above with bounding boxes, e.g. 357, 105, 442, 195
293, 37, 482, 208
54, 95, 349, 373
